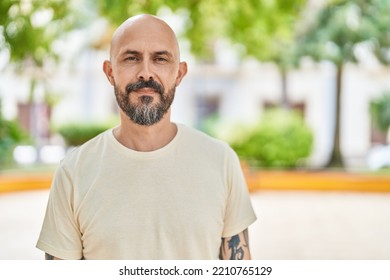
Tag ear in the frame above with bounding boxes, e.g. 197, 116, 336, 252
103, 60, 115, 86
175, 61, 188, 87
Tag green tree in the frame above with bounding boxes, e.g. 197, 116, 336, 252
225, 0, 306, 107
0, 0, 75, 93
1, 0, 79, 161
296, 0, 390, 167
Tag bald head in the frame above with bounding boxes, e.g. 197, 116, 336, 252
109, 14, 180, 61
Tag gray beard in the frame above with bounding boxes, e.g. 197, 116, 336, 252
114, 86, 175, 126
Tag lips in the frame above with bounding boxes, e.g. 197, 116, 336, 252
134, 87, 157, 94
126, 80, 164, 96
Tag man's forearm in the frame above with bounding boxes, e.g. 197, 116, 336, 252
45, 253, 64, 260
219, 228, 251, 260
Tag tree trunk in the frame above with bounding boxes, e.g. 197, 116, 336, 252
327, 64, 344, 168
280, 66, 290, 109
28, 79, 43, 163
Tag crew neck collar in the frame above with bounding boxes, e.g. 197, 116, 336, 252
107, 123, 183, 159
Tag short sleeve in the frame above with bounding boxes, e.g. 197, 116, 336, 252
222, 147, 257, 238
36, 164, 83, 259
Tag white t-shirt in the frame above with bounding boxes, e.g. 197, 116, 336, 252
36, 124, 257, 259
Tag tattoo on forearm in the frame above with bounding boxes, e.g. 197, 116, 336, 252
220, 229, 250, 260
228, 234, 244, 260
45, 253, 54, 260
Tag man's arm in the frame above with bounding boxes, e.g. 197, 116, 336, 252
45, 253, 84, 260
219, 228, 251, 260
45, 253, 62, 260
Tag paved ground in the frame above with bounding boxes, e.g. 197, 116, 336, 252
250, 191, 390, 259
1, 190, 390, 260
0, 190, 48, 260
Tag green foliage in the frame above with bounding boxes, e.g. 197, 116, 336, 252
370, 92, 390, 133
0, 100, 26, 166
296, 0, 390, 66
226, 0, 306, 66
58, 123, 112, 146
96, 0, 164, 24
232, 109, 314, 168
0, 0, 76, 68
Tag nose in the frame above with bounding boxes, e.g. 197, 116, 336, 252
137, 60, 154, 81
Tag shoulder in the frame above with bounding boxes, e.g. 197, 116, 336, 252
60, 129, 112, 170
177, 123, 240, 167
178, 123, 230, 151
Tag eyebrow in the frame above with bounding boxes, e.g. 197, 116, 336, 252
154, 51, 173, 58
122, 50, 174, 58
122, 50, 141, 56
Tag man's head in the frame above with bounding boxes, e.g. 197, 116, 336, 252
103, 14, 187, 126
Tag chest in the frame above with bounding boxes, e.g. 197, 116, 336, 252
73, 160, 227, 258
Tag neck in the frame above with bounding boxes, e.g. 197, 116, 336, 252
113, 111, 177, 152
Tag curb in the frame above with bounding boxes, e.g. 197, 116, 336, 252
1, 171, 390, 194
245, 170, 390, 193
0, 174, 53, 194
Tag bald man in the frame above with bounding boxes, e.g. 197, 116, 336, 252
36, 14, 256, 260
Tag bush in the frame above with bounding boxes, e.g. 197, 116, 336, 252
370, 91, 390, 133
58, 123, 112, 146
0, 102, 26, 166
231, 108, 314, 168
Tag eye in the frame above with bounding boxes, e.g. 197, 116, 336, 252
125, 56, 138, 62
155, 56, 168, 63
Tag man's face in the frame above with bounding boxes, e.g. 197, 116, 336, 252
104, 16, 187, 126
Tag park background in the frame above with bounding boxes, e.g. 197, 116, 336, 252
0, 0, 390, 259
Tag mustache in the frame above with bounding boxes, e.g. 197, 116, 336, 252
125, 80, 164, 95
